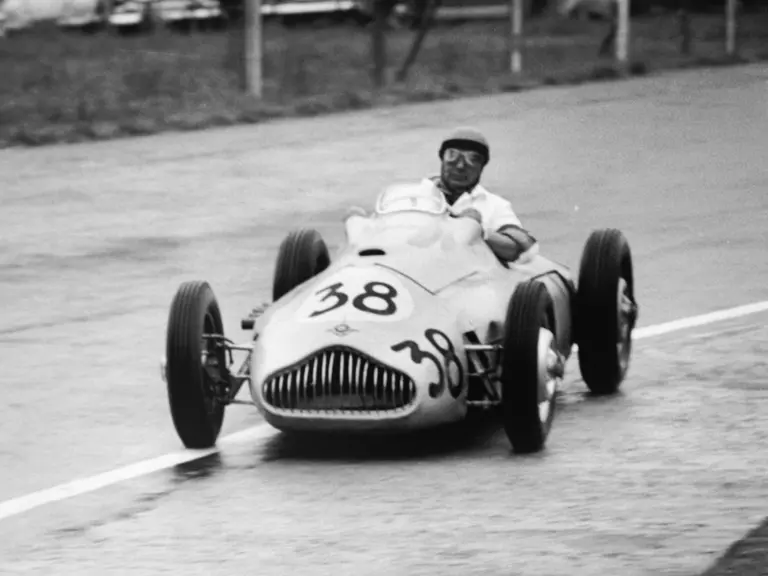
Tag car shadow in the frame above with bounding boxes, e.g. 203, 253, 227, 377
580, 388, 628, 402
170, 451, 225, 484
258, 412, 503, 463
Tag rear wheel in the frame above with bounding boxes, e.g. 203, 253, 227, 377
166, 281, 227, 448
273, 228, 331, 302
576, 228, 638, 395
500, 280, 562, 454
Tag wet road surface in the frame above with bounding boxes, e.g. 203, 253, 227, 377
1, 63, 767, 574
1, 317, 767, 575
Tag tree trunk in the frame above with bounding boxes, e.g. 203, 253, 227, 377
679, 0, 692, 55
371, 0, 387, 89
598, 0, 617, 57
725, 0, 738, 56
395, 0, 441, 83
370, 0, 399, 89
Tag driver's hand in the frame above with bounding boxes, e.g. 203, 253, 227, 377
457, 208, 482, 224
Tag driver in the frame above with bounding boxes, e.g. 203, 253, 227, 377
424, 127, 539, 264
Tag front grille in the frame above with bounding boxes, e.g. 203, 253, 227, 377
263, 346, 416, 413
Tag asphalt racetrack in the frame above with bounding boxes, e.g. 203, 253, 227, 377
1, 64, 767, 575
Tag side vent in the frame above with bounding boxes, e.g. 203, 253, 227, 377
358, 248, 386, 256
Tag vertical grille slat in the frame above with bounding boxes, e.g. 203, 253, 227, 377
288, 370, 297, 409
342, 352, 350, 396
320, 352, 328, 398
300, 364, 309, 404
354, 356, 362, 398
364, 359, 373, 399
324, 351, 332, 398
263, 346, 417, 413
275, 375, 283, 409
349, 355, 358, 397
282, 373, 291, 409
311, 356, 319, 400
373, 366, 380, 402
330, 350, 340, 397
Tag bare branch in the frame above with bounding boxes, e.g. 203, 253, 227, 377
395, 0, 442, 83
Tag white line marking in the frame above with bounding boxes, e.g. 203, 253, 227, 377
633, 301, 768, 340
0, 425, 275, 522
1, 299, 767, 523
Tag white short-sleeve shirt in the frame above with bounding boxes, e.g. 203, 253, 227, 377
423, 177, 523, 237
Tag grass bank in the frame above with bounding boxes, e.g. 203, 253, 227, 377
1, 11, 767, 147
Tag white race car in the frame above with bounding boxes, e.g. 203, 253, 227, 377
161, 181, 638, 454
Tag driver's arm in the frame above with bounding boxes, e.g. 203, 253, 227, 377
486, 225, 539, 263
485, 196, 539, 263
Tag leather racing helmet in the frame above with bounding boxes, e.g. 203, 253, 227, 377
438, 127, 490, 165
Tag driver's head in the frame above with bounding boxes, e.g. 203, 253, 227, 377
438, 127, 489, 201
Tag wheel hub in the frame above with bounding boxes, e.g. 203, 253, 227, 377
537, 328, 561, 426
616, 277, 635, 372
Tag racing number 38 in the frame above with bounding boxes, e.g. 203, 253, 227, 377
310, 281, 398, 318
392, 330, 464, 399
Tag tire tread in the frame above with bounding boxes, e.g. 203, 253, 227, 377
166, 280, 225, 448
576, 228, 634, 394
273, 228, 330, 302
501, 280, 553, 454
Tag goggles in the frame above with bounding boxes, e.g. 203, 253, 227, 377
443, 147, 485, 167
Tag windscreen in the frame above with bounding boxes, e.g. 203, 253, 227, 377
375, 181, 448, 216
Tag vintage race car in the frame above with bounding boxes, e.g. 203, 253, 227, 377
161, 181, 638, 454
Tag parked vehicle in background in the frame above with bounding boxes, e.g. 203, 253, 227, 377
57, 0, 105, 30
1, 0, 33, 35
54, 0, 766, 35
108, 0, 154, 31
155, 0, 223, 27
55, 0, 367, 31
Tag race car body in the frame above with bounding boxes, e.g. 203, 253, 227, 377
162, 181, 638, 454
249, 182, 574, 433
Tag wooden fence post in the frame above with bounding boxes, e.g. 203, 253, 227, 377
245, 0, 263, 97
509, 0, 523, 74
615, 0, 630, 63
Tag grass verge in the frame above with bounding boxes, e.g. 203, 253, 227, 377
1, 11, 767, 147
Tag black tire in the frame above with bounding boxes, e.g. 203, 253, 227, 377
272, 228, 331, 302
500, 280, 559, 454
166, 281, 226, 449
576, 228, 637, 395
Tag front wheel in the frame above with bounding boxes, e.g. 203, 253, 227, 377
576, 228, 638, 395
165, 281, 227, 449
273, 228, 331, 302
500, 280, 561, 454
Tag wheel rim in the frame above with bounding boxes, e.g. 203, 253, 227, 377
537, 327, 561, 428
201, 311, 222, 417
616, 277, 633, 373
